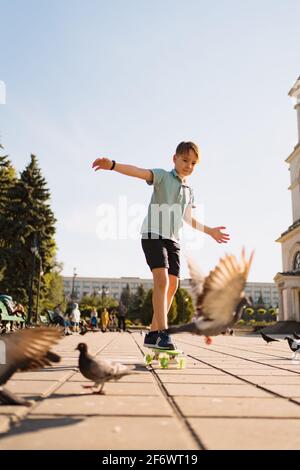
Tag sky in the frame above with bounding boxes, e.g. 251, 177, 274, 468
0, 0, 299, 282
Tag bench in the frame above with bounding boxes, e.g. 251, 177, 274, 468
0, 300, 26, 330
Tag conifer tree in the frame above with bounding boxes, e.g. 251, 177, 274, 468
0, 155, 57, 311
0, 143, 17, 276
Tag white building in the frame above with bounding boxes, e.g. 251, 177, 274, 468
63, 276, 279, 306
275, 76, 300, 321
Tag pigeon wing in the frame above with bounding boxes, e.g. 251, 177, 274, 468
200, 250, 253, 329
0, 327, 62, 385
82, 357, 116, 382
187, 259, 205, 309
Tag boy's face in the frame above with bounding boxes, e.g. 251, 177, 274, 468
173, 150, 198, 178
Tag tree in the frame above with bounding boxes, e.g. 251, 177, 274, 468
0, 155, 57, 312
39, 262, 66, 312
120, 283, 131, 310
174, 288, 194, 324
128, 284, 147, 321
168, 295, 178, 325
0, 144, 17, 277
140, 289, 153, 326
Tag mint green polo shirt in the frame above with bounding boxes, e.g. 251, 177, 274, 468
140, 168, 195, 242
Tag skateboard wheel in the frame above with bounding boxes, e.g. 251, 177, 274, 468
145, 354, 153, 365
177, 358, 186, 369
159, 353, 169, 368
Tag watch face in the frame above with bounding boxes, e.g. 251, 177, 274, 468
294, 251, 300, 271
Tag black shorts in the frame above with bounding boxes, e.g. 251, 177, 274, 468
141, 233, 180, 278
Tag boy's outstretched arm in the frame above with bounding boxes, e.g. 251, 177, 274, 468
184, 205, 230, 244
92, 157, 153, 182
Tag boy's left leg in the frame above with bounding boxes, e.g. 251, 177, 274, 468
151, 274, 178, 329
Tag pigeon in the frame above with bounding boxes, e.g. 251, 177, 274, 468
260, 332, 280, 344
285, 337, 300, 359
165, 249, 254, 338
76, 342, 135, 394
293, 332, 300, 340
0, 327, 62, 406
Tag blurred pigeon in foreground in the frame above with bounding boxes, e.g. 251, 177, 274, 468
76, 343, 135, 394
166, 249, 254, 338
260, 332, 279, 344
0, 328, 62, 406
293, 332, 300, 340
285, 337, 300, 359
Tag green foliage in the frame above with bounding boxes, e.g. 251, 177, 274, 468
79, 293, 118, 311
39, 263, 65, 312
174, 288, 194, 324
120, 283, 131, 309
168, 295, 178, 325
128, 284, 147, 321
0, 145, 17, 275
0, 153, 58, 314
140, 288, 153, 326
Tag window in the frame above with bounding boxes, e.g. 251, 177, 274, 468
293, 252, 300, 271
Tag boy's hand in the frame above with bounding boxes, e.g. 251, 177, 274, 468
92, 157, 113, 171
208, 226, 230, 244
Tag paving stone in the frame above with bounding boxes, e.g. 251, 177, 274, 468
55, 380, 161, 396
0, 415, 10, 434
174, 396, 300, 417
158, 374, 245, 384
5, 381, 59, 395
0, 416, 198, 450
31, 395, 173, 416
164, 383, 271, 397
260, 384, 300, 397
243, 376, 300, 385
188, 418, 300, 450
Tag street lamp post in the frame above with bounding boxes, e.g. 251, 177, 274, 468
71, 267, 77, 300
27, 233, 39, 324
35, 257, 43, 323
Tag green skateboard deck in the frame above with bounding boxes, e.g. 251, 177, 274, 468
144, 348, 186, 369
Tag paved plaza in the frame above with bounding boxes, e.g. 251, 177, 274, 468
1, 331, 300, 450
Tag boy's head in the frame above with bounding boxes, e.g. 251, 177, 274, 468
173, 141, 200, 178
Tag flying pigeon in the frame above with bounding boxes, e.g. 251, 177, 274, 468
0, 327, 62, 406
293, 332, 300, 340
165, 249, 254, 338
260, 332, 280, 344
76, 342, 135, 394
285, 337, 300, 359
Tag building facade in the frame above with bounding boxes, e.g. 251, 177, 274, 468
63, 276, 279, 307
275, 76, 300, 321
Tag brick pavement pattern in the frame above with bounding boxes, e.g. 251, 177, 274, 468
1, 331, 300, 450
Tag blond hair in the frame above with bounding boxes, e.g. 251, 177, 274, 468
175, 141, 200, 161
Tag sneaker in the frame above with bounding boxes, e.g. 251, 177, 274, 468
143, 331, 159, 348
153, 330, 176, 350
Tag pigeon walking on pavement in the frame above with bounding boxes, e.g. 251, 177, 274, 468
165, 249, 254, 338
260, 332, 280, 344
76, 342, 135, 394
285, 337, 300, 359
0, 327, 62, 406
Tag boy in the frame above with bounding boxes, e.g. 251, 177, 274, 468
92, 141, 229, 350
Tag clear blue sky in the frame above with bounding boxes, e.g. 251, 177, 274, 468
1, 0, 299, 282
